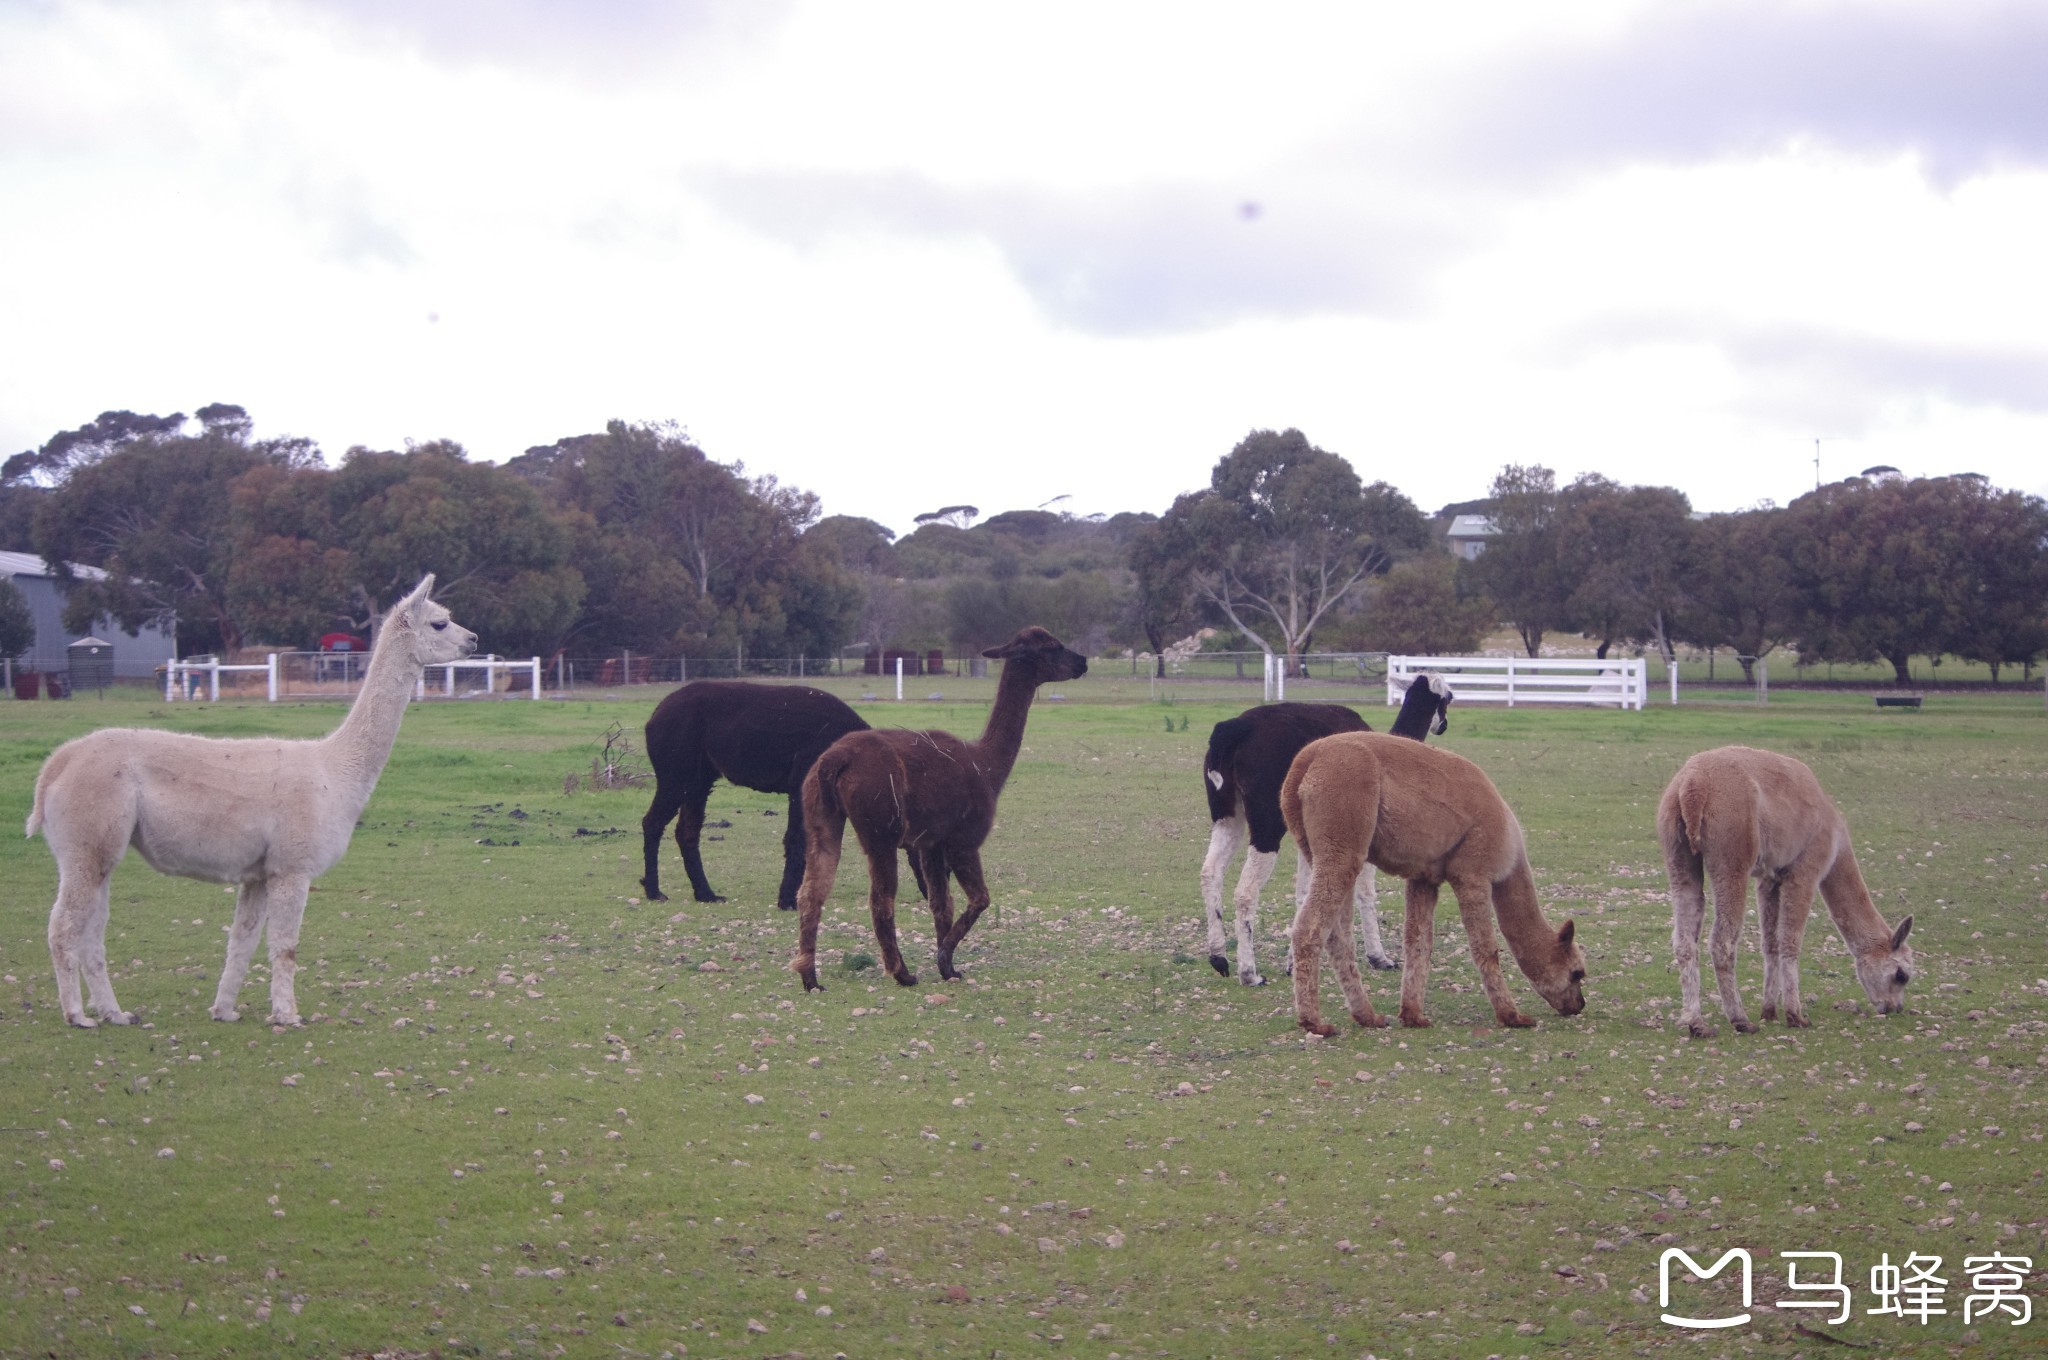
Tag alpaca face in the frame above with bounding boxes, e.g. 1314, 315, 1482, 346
400, 576, 478, 666
1851, 915, 1914, 1014
1529, 919, 1589, 1016
982, 626, 1089, 683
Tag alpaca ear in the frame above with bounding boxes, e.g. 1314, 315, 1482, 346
408, 574, 436, 605
1891, 915, 1913, 950
1557, 919, 1575, 948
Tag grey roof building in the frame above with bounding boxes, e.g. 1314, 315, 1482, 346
1, 549, 177, 680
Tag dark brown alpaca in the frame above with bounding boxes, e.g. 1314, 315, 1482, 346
640, 681, 870, 908
791, 626, 1088, 991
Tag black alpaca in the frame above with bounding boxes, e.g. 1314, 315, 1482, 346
1199, 673, 1452, 983
640, 681, 871, 908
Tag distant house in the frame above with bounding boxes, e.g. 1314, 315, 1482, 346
1445, 514, 1498, 560
1, 549, 177, 680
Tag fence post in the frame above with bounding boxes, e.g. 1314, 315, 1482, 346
895, 656, 904, 701
208, 660, 220, 702
1670, 655, 1679, 706
1505, 655, 1515, 708
1757, 660, 1768, 705
268, 653, 279, 703
530, 657, 541, 700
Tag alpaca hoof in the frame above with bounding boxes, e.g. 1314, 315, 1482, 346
1733, 1019, 1759, 1034
642, 885, 669, 903
1760, 1004, 1777, 1021
1499, 1012, 1537, 1029
777, 901, 798, 912
693, 890, 728, 904
1208, 954, 1230, 977
799, 970, 823, 993
1785, 1013, 1811, 1029
1367, 954, 1399, 971
66, 1013, 98, 1029
106, 1010, 137, 1026
894, 971, 919, 987
937, 959, 962, 982
1686, 1021, 1717, 1039
270, 1012, 302, 1028
1238, 972, 1267, 988
211, 1005, 241, 1023
1298, 1017, 1338, 1038
1398, 1012, 1432, 1029
1351, 1011, 1388, 1030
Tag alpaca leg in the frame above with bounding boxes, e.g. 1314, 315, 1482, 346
211, 880, 270, 1022
49, 867, 129, 1027
1324, 867, 1384, 1029
677, 779, 726, 904
919, 847, 955, 942
1705, 862, 1756, 1033
1771, 873, 1820, 1027
76, 887, 134, 1025
1756, 875, 1785, 1022
936, 849, 992, 982
773, 789, 809, 911
1398, 880, 1439, 1028
1199, 815, 1248, 977
863, 846, 916, 987
1354, 863, 1397, 970
1455, 877, 1535, 1029
792, 811, 844, 992
260, 876, 312, 1026
639, 781, 684, 902
1287, 857, 1341, 1038
1667, 851, 1714, 1037
1231, 848, 1280, 986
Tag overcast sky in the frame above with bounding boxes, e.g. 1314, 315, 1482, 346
4, 0, 2045, 538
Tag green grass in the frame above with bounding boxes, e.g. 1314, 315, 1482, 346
2, 683, 2045, 1357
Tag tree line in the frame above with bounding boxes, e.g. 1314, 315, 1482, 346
3, 408, 2042, 683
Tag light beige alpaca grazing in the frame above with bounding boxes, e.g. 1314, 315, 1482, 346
27, 575, 476, 1028
1279, 732, 1586, 1035
1658, 745, 1913, 1037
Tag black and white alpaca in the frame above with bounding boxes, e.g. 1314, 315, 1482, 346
1199, 673, 1452, 985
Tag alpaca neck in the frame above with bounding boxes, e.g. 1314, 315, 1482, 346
1388, 685, 1438, 739
324, 626, 424, 801
966, 661, 1047, 793
1492, 852, 1561, 971
1818, 844, 1891, 946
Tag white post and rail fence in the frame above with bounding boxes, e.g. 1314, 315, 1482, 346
1387, 655, 1649, 710
166, 653, 543, 702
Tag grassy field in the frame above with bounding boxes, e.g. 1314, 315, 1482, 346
1, 678, 2044, 1359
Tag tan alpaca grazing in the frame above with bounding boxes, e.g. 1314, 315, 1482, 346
27, 575, 476, 1028
1279, 732, 1586, 1035
1658, 745, 1913, 1037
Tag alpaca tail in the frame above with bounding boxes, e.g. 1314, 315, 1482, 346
24, 750, 58, 838
1674, 777, 1712, 856
1202, 716, 1256, 823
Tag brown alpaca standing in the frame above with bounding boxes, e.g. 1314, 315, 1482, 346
1279, 732, 1586, 1035
791, 626, 1088, 991
1658, 745, 1913, 1037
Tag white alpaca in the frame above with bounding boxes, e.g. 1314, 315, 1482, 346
27, 575, 476, 1028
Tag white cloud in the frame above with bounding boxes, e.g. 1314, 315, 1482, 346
2, 0, 2044, 539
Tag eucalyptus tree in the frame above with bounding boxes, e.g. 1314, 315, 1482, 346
1148, 428, 1431, 673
